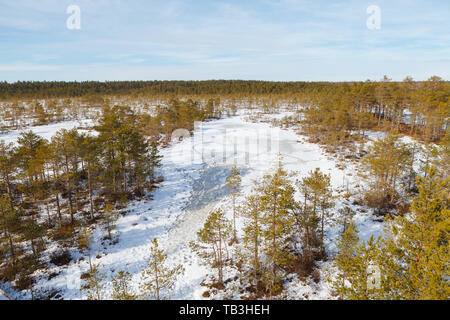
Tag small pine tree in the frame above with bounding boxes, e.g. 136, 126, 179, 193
332, 222, 382, 300
361, 134, 412, 208
81, 263, 106, 300
103, 203, 118, 240
111, 270, 137, 300
140, 238, 184, 300
0, 195, 20, 259
226, 166, 242, 242
23, 219, 45, 257
299, 168, 334, 254
332, 221, 359, 299
435, 131, 449, 177
258, 165, 296, 298
351, 236, 382, 300
192, 209, 231, 286
148, 141, 162, 183
241, 193, 263, 287
78, 227, 93, 272
292, 200, 321, 264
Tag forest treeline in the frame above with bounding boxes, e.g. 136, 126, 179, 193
0, 80, 339, 99
0, 78, 448, 100
1, 76, 448, 143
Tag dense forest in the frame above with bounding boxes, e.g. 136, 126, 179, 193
1, 77, 448, 142
0, 78, 448, 300
0, 80, 336, 99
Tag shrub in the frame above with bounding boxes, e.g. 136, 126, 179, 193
311, 270, 321, 283
50, 250, 72, 267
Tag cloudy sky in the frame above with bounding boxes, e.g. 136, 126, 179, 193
0, 0, 449, 82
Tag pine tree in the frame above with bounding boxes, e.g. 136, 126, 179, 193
15, 131, 44, 196
192, 209, 231, 286
103, 203, 118, 240
81, 263, 106, 300
148, 140, 162, 184
361, 134, 412, 209
379, 166, 449, 299
291, 199, 320, 265
0, 195, 20, 259
111, 270, 137, 300
241, 194, 263, 286
332, 221, 359, 299
95, 105, 149, 194
52, 129, 78, 224
435, 131, 449, 178
0, 141, 15, 208
23, 219, 44, 257
80, 135, 100, 221
332, 222, 382, 300
350, 236, 381, 300
78, 227, 93, 272
226, 166, 241, 242
140, 238, 184, 300
333, 167, 449, 300
258, 166, 295, 297
299, 168, 333, 253
45, 140, 60, 222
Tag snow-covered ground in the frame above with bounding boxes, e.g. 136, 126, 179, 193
2, 110, 385, 300
0, 119, 95, 145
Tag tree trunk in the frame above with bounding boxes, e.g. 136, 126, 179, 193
218, 225, 223, 284
8, 231, 15, 258
154, 260, 160, 300
88, 166, 94, 221
3, 173, 14, 210
321, 207, 325, 253
122, 162, 127, 192
55, 192, 62, 224
232, 192, 237, 241
271, 195, 277, 297
254, 216, 259, 283
64, 154, 74, 224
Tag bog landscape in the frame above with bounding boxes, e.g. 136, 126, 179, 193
0, 1, 448, 301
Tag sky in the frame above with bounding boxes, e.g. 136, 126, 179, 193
0, 0, 449, 82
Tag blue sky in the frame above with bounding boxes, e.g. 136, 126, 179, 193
0, 0, 449, 82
